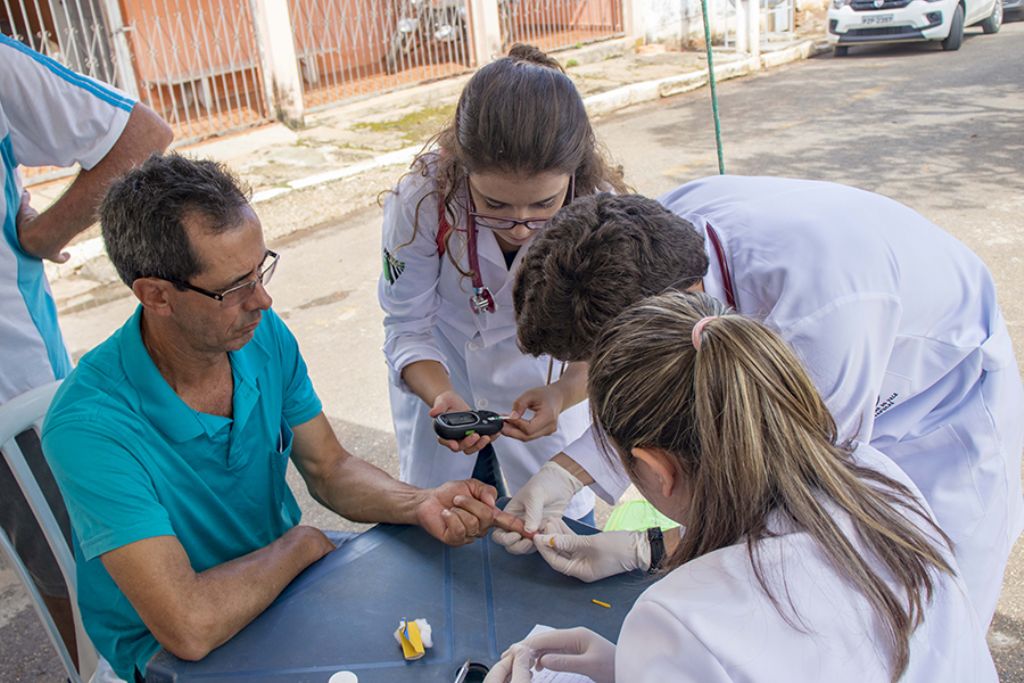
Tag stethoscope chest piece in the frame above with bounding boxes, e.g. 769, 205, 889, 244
469, 286, 496, 314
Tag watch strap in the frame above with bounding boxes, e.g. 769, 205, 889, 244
646, 527, 665, 573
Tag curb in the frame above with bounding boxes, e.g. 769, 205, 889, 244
48, 38, 827, 304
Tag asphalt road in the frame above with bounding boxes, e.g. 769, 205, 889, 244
2, 17, 1023, 681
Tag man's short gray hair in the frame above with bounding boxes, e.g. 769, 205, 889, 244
100, 154, 251, 287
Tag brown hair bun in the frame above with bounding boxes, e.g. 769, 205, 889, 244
506, 43, 565, 73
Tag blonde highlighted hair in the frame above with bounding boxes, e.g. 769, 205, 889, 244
588, 292, 954, 682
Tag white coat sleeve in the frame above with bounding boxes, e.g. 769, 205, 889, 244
562, 424, 631, 504
0, 37, 134, 169
377, 170, 450, 391
778, 293, 902, 444
616, 600, 732, 682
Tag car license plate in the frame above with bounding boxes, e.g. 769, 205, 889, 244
862, 13, 895, 24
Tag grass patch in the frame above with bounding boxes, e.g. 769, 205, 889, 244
352, 103, 457, 145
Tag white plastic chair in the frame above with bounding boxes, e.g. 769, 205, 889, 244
0, 380, 98, 682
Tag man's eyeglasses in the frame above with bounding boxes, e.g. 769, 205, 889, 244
467, 175, 575, 232
168, 250, 279, 305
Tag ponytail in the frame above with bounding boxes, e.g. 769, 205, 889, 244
589, 292, 954, 682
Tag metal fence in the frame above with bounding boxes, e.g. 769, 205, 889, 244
3, 0, 627, 160
2, 0, 271, 155
289, 0, 475, 110
121, 0, 270, 141
500, 0, 623, 53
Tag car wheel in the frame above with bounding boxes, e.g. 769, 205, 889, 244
941, 4, 965, 50
981, 0, 1003, 33
834, 46, 850, 56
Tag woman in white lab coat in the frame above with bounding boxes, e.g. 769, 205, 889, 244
485, 292, 996, 683
378, 44, 627, 523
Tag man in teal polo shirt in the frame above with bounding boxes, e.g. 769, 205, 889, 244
42, 155, 512, 682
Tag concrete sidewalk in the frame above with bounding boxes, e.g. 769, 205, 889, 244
36, 15, 829, 315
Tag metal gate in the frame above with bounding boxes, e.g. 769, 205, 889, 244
117, 0, 270, 142
2, 0, 271, 156
500, 0, 623, 53
290, 0, 475, 110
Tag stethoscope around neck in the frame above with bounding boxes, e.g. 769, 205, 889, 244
705, 223, 736, 308
438, 175, 575, 315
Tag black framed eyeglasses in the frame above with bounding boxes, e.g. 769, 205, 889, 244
466, 175, 575, 231
168, 250, 279, 305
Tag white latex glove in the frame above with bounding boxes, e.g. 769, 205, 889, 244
492, 461, 584, 555
485, 628, 617, 683
534, 519, 650, 583
483, 644, 533, 683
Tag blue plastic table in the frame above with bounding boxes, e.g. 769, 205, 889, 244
145, 521, 656, 682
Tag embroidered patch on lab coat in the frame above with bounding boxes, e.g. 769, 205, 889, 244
383, 248, 406, 285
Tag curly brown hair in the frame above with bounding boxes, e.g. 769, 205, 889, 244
514, 192, 709, 361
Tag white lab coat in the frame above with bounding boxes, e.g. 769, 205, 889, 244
378, 157, 595, 518
566, 175, 1023, 625
615, 444, 997, 683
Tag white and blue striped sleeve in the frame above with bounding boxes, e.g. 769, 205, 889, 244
0, 34, 136, 170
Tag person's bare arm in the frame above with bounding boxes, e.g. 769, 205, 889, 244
290, 413, 525, 543
101, 526, 334, 661
400, 359, 453, 406
16, 103, 172, 262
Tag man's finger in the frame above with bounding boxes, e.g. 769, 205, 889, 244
452, 494, 495, 527
449, 506, 482, 539
492, 508, 534, 538
465, 479, 498, 507
440, 507, 468, 544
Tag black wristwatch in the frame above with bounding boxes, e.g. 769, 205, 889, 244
646, 527, 665, 574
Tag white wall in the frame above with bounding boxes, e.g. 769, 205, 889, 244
638, 0, 733, 46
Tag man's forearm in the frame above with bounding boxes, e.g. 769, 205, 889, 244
18, 103, 172, 259
312, 454, 425, 526
171, 526, 330, 659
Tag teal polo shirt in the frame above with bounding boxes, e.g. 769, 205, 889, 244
43, 306, 322, 681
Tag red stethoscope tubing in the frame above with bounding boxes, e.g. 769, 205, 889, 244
705, 223, 736, 308
435, 194, 495, 313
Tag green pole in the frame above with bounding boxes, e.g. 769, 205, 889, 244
698, 0, 726, 175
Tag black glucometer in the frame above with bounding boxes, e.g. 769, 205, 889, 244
433, 410, 504, 440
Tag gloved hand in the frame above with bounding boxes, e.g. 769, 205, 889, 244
491, 461, 584, 554
484, 627, 616, 683
534, 519, 650, 583
482, 644, 533, 683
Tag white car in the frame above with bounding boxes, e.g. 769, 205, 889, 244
827, 0, 1003, 55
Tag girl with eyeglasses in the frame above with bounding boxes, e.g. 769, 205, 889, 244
378, 44, 626, 529
485, 292, 995, 683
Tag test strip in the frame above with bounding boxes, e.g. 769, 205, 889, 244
591, 599, 611, 609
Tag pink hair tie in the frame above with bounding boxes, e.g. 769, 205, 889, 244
691, 316, 716, 351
